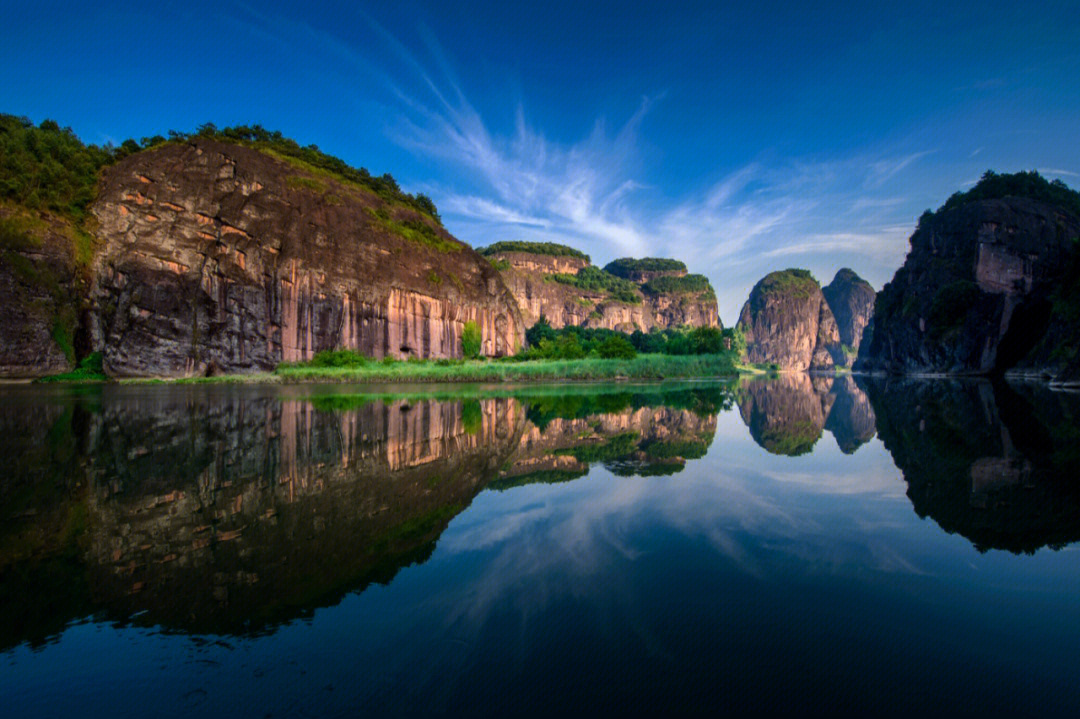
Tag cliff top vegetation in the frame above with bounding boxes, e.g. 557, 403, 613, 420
477, 241, 590, 261
604, 257, 687, 277
0, 114, 438, 222
642, 273, 714, 297
924, 170, 1080, 223
754, 269, 819, 299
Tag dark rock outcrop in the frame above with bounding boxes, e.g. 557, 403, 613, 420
821, 268, 875, 364
86, 139, 524, 376
856, 195, 1080, 378
0, 208, 83, 377
737, 269, 843, 371
485, 246, 719, 332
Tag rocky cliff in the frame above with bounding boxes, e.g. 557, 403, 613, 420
481, 245, 720, 332
86, 139, 524, 376
821, 268, 875, 362
736, 269, 843, 371
0, 207, 83, 376
857, 173, 1080, 380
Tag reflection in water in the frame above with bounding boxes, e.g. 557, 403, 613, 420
736, 374, 876, 456
863, 377, 1080, 553
3, 379, 1080, 716
0, 384, 733, 649
0, 389, 528, 646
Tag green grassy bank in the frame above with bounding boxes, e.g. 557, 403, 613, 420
100, 352, 740, 385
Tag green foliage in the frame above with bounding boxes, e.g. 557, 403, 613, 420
363, 207, 459, 253
35, 352, 106, 383
596, 335, 637, 359
190, 123, 440, 220
642, 273, 714, 296
0, 214, 41, 251
935, 170, 1080, 219
486, 256, 511, 271
285, 175, 327, 193
759, 420, 821, 456
50, 320, 74, 363
547, 266, 642, 304
522, 320, 733, 363
461, 320, 482, 359
274, 353, 739, 383
640, 438, 710, 459
461, 399, 483, 435
723, 326, 747, 356
928, 280, 981, 337
603, 257, 686, 277
476, 241, 589, 261
306, 349, 372, 368
556, 432, 640, 462
0, 114, 150, 221
756, 268, 819, 299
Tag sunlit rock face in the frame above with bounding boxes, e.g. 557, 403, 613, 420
87, 139, 524, 376
737, 270, 843, 371
856, 198, 1080, 378
821, 268, 875, 365
488, 250, 719, 333
735, 374, 875, 456
864, 377, 1080, 553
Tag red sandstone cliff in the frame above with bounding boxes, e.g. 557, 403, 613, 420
87, 139, 525, 376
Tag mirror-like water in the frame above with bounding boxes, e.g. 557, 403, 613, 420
3, 377, 1079, 716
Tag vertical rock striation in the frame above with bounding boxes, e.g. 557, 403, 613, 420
856, 196, 1080, 377
821, 268, 875, 364
87, 139, 525, 376
736, 269, 843, 371
482, 246, 720, 332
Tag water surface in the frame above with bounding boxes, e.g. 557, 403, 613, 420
3, 377, 1080, 716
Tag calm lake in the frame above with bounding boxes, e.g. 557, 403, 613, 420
3, 376, 1080, 717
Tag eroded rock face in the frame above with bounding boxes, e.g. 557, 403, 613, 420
856, 198, 1080, 377
88, 139, 525, 376
737, 270, 842, 371
822, 268, 875, 363
0, 209, 80, 377
490, 251, 719, 332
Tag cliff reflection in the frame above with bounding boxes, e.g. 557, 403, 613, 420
863, 378, 1080, 553
736, 374, 876, 456
0, 384, 727, 647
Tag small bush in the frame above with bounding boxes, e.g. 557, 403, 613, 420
597, 335, 637, 359
308, 349, 371, 367
461, 320, 482, 359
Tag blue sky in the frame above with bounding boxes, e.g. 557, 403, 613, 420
5, 1, 1079, 322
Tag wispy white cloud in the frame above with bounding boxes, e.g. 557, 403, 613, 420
234, 8, 931, 323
